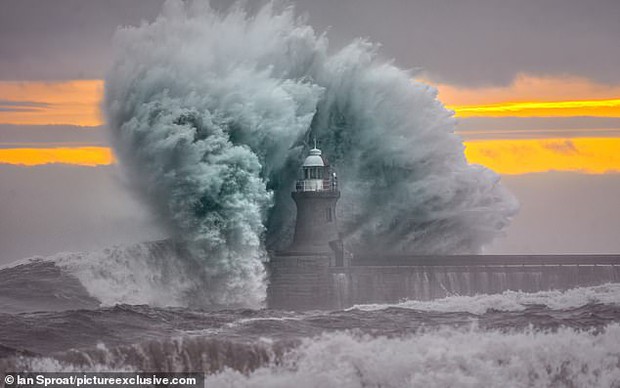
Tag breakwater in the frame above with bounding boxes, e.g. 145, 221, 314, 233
267, 254, 620, 310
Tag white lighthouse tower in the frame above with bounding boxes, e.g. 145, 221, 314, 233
289, 145, 340, 253
267, 143, 343, 309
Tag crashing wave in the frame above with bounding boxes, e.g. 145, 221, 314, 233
0, 241, 218, 312
104, 0, 517, 307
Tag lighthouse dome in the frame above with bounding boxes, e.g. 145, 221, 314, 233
303, 148, 325, 167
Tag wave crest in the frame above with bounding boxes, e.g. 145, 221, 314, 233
104, 1, 517, 307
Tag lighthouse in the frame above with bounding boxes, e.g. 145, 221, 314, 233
267, 144, 344, 309
289, 146, 340, 253
266, 147, 620, 311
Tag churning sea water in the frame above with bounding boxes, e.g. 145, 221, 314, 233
1, 245, 619, 388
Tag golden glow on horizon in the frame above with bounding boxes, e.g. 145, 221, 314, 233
1, 75, 619, 174
431, 74, 620, 118
433, 74, 620, 104
0, 80, 103, 126
1, 139, 619, 175
464, 137, 620, 175
448, 99, 620, 118
0, 147, 113, 167
0, 75, 620, 126
0, 75, 618, 126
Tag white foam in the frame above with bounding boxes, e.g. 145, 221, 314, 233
205, 324, 620, 388
0, 242, 200, 308
350, 283, 620, 314
51, 243, 194, 308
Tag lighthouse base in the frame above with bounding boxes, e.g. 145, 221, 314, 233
266, 251, 338, 310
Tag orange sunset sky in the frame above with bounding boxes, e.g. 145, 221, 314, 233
1, 0, 620, 260
0, 75, 619, 174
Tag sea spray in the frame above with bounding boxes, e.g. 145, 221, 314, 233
4, 324, 620, 388
104, 0, 517, 307
203, 326, 620, 388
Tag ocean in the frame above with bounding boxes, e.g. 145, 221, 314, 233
1, 245, 619, 387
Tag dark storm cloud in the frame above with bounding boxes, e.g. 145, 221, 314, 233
0, 107, 38, 113
0, 124, 108, 147
1, 0, 619, 86
0, 99, 49, 112
541, 140, 578, 155
0, 0, 165, 80
0, 100, 49, 108
457, 117, 620, 139
295, 0, 620, 86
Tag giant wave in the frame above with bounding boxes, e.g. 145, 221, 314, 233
103, 0, 517, 308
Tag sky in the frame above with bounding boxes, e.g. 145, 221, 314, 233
1, 0, 619, 263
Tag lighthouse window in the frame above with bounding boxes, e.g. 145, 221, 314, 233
304, 168, 309, 179
326, 207, 333, 222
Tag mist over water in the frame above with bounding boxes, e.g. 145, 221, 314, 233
104, 0, 517, 307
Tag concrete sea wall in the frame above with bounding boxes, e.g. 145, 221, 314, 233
267, 252, 334, 310
268, 255, 620, 310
